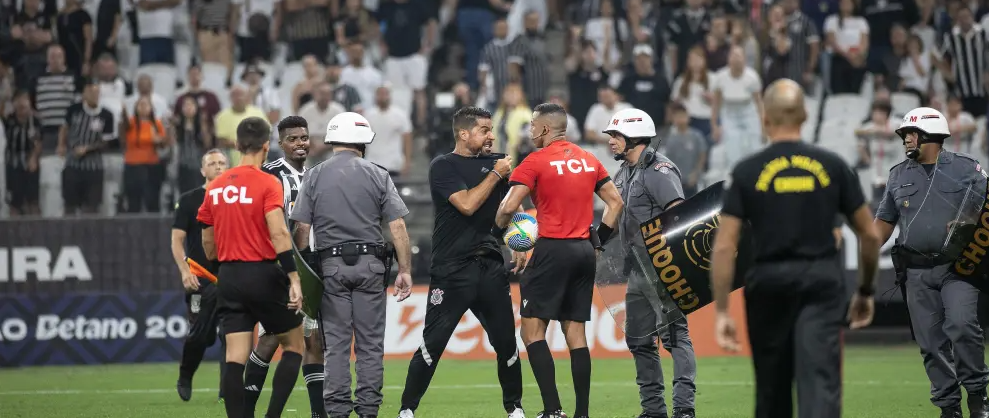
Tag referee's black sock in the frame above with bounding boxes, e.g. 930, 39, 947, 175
526, 340, 562, 412
302, 364, 327, 418
266, 351, 303, 418
178, 341, 207, 382
222, 362, 246, 418
570, 347, 591, 417
244, 351, 272, 413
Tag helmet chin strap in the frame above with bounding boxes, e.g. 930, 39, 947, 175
905, 133, 944, 160
613, 135, 648, 161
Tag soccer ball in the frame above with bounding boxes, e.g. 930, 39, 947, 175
504, 213, 538, 252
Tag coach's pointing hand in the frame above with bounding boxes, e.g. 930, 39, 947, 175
494, 156, 513, 179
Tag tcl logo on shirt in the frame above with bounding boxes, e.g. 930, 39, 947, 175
549, 159, 597, 175
208, 186, 254, 204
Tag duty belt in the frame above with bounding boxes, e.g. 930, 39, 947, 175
900, 249, 953, 269
319, 243, 387, 259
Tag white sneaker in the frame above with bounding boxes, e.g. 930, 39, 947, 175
508, 407, 526, 418
398, 409, 415, 418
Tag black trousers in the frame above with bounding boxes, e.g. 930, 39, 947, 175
745, 257, 845, 418
123, 163, 164, 213
400, 253, 523, 412
829, 54, 866, 94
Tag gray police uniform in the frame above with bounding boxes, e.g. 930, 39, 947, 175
876, 151, 989, 409
290, 151, 410, 418
613, 148, 697, 415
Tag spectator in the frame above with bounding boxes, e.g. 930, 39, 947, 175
547, 91, 581, 143
582, 0, 629, 69
232, 0, 279, 65
134, 0, 180, 65
584, 84, 630, 145
56, 0, 93, 77
241, 63, 280, 124
730, 16, 760, 69
666, 0, 710, 77
339, 42, 383, 110
334, 0, 378, 52
125, 74, 170, 121
861, 0, 919, 75
281, 0, 332, 63
670, 45, 713, 139
618, 44, 670, 128
14, 0, 55, 35
944, 94, 978, 154
193, 0, 235, 77
291, 55, 325, 113
704, 13, 731, 71
658, 102, 707, 197
937, 6, 989, 115
4, 91, 43, 216
121, 96, 169, 213
172, 64, 222, 123
824, 0, 869, 94
876, 24, 910, 92
363, 85, 413, 177
379, 0, 436, 128
761, 5, 792, 88
491, 82, 531, 162
912, 0, 937, 53
298, 81, 345, 158
710, 45, 763, 170
325, 59, 363, 112
172, 95, 213, 193
458, 0, 506, 90
516, 10, 551, 110
778, 0, 820, 91
898, 34, 931, 103
11, 19, 56, 93
479, 18, 522, 108
854, 100, 897, 204
507, 0, 548, 39
566, 40, 609, 129
0, 65, 12, 115
94, 54, 130, 137
214, 85, 267, 165
33, 45, 81, 153
57, 80, 114, 216
91, 0, 122, 61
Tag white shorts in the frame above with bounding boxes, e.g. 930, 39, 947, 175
384, 54, 428, 91
257, 314, 318, 338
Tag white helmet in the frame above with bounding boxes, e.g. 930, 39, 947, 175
895, 107, 951, 140
325, 112, 375, 144
602, 108, 656, 139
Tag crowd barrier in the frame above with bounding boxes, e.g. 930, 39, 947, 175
0, 217, 900, 367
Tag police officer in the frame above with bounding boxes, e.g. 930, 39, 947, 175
711, 79, 880, 418
875, 107, 989, 418
603, 108, 696, 418
290, 112, 415, 418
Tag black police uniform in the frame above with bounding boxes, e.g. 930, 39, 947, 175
722, 140, 866, 418
398, 153, 524, 414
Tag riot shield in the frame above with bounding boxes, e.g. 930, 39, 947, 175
943, 178, 989, 277
286, 212, 324, 319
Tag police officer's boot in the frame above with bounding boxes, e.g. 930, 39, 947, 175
968, 388, 989, 418
671, 408, 695, 418
941, 406, 963, 418
635, 413, 664, 418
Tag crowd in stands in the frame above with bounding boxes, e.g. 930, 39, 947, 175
2, 0, 989, 220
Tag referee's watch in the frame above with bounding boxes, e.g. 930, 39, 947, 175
857, 285, 875, 297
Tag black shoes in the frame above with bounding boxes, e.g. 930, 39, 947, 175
176, 379, 192, 402
969, 389, 989, 418
672, 408, 695, 418
940, 406, 962, 418
535, 410, 568, 418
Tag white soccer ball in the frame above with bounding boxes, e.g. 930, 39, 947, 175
504, 213, 538, 252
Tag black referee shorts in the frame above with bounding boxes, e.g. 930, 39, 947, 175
61, 166, 103, 210
519, 238, 596, 322
217, 261, 303, 335
185, 277, 222, 346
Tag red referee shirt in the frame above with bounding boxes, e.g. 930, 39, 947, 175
509, 140, 610, 239
197, 165, 284, 262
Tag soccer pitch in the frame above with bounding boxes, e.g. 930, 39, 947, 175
0, 346, 962, 417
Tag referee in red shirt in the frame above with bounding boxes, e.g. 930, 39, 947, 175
495, 103, 625, 418
197, 117, 305, 418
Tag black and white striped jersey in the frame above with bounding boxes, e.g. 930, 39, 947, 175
262, 157, 315, 249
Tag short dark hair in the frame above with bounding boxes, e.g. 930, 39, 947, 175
452, 106, 492, 135
236, 117, 272, 154
277, 116, 309, 137
532, 103, 566, 117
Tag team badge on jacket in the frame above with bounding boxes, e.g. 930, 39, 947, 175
430, 288, 444, 305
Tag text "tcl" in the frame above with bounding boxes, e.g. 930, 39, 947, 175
549, 159, 596, 175
209, 186, 254, 204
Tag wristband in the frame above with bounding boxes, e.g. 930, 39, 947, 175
277, 250, 298, 274
857, 285, 875, 297
596, 223, 614, 244
492, 225, 507, 240
492, 170, 504, 180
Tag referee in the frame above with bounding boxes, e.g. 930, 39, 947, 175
171, 149, 229, 402
710, 79, 881, 418
197, 117, 305, 418
397, 107, 524, 418
495, 103, 625, 418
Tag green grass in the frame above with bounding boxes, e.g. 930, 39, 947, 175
0, 346, 960, 417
